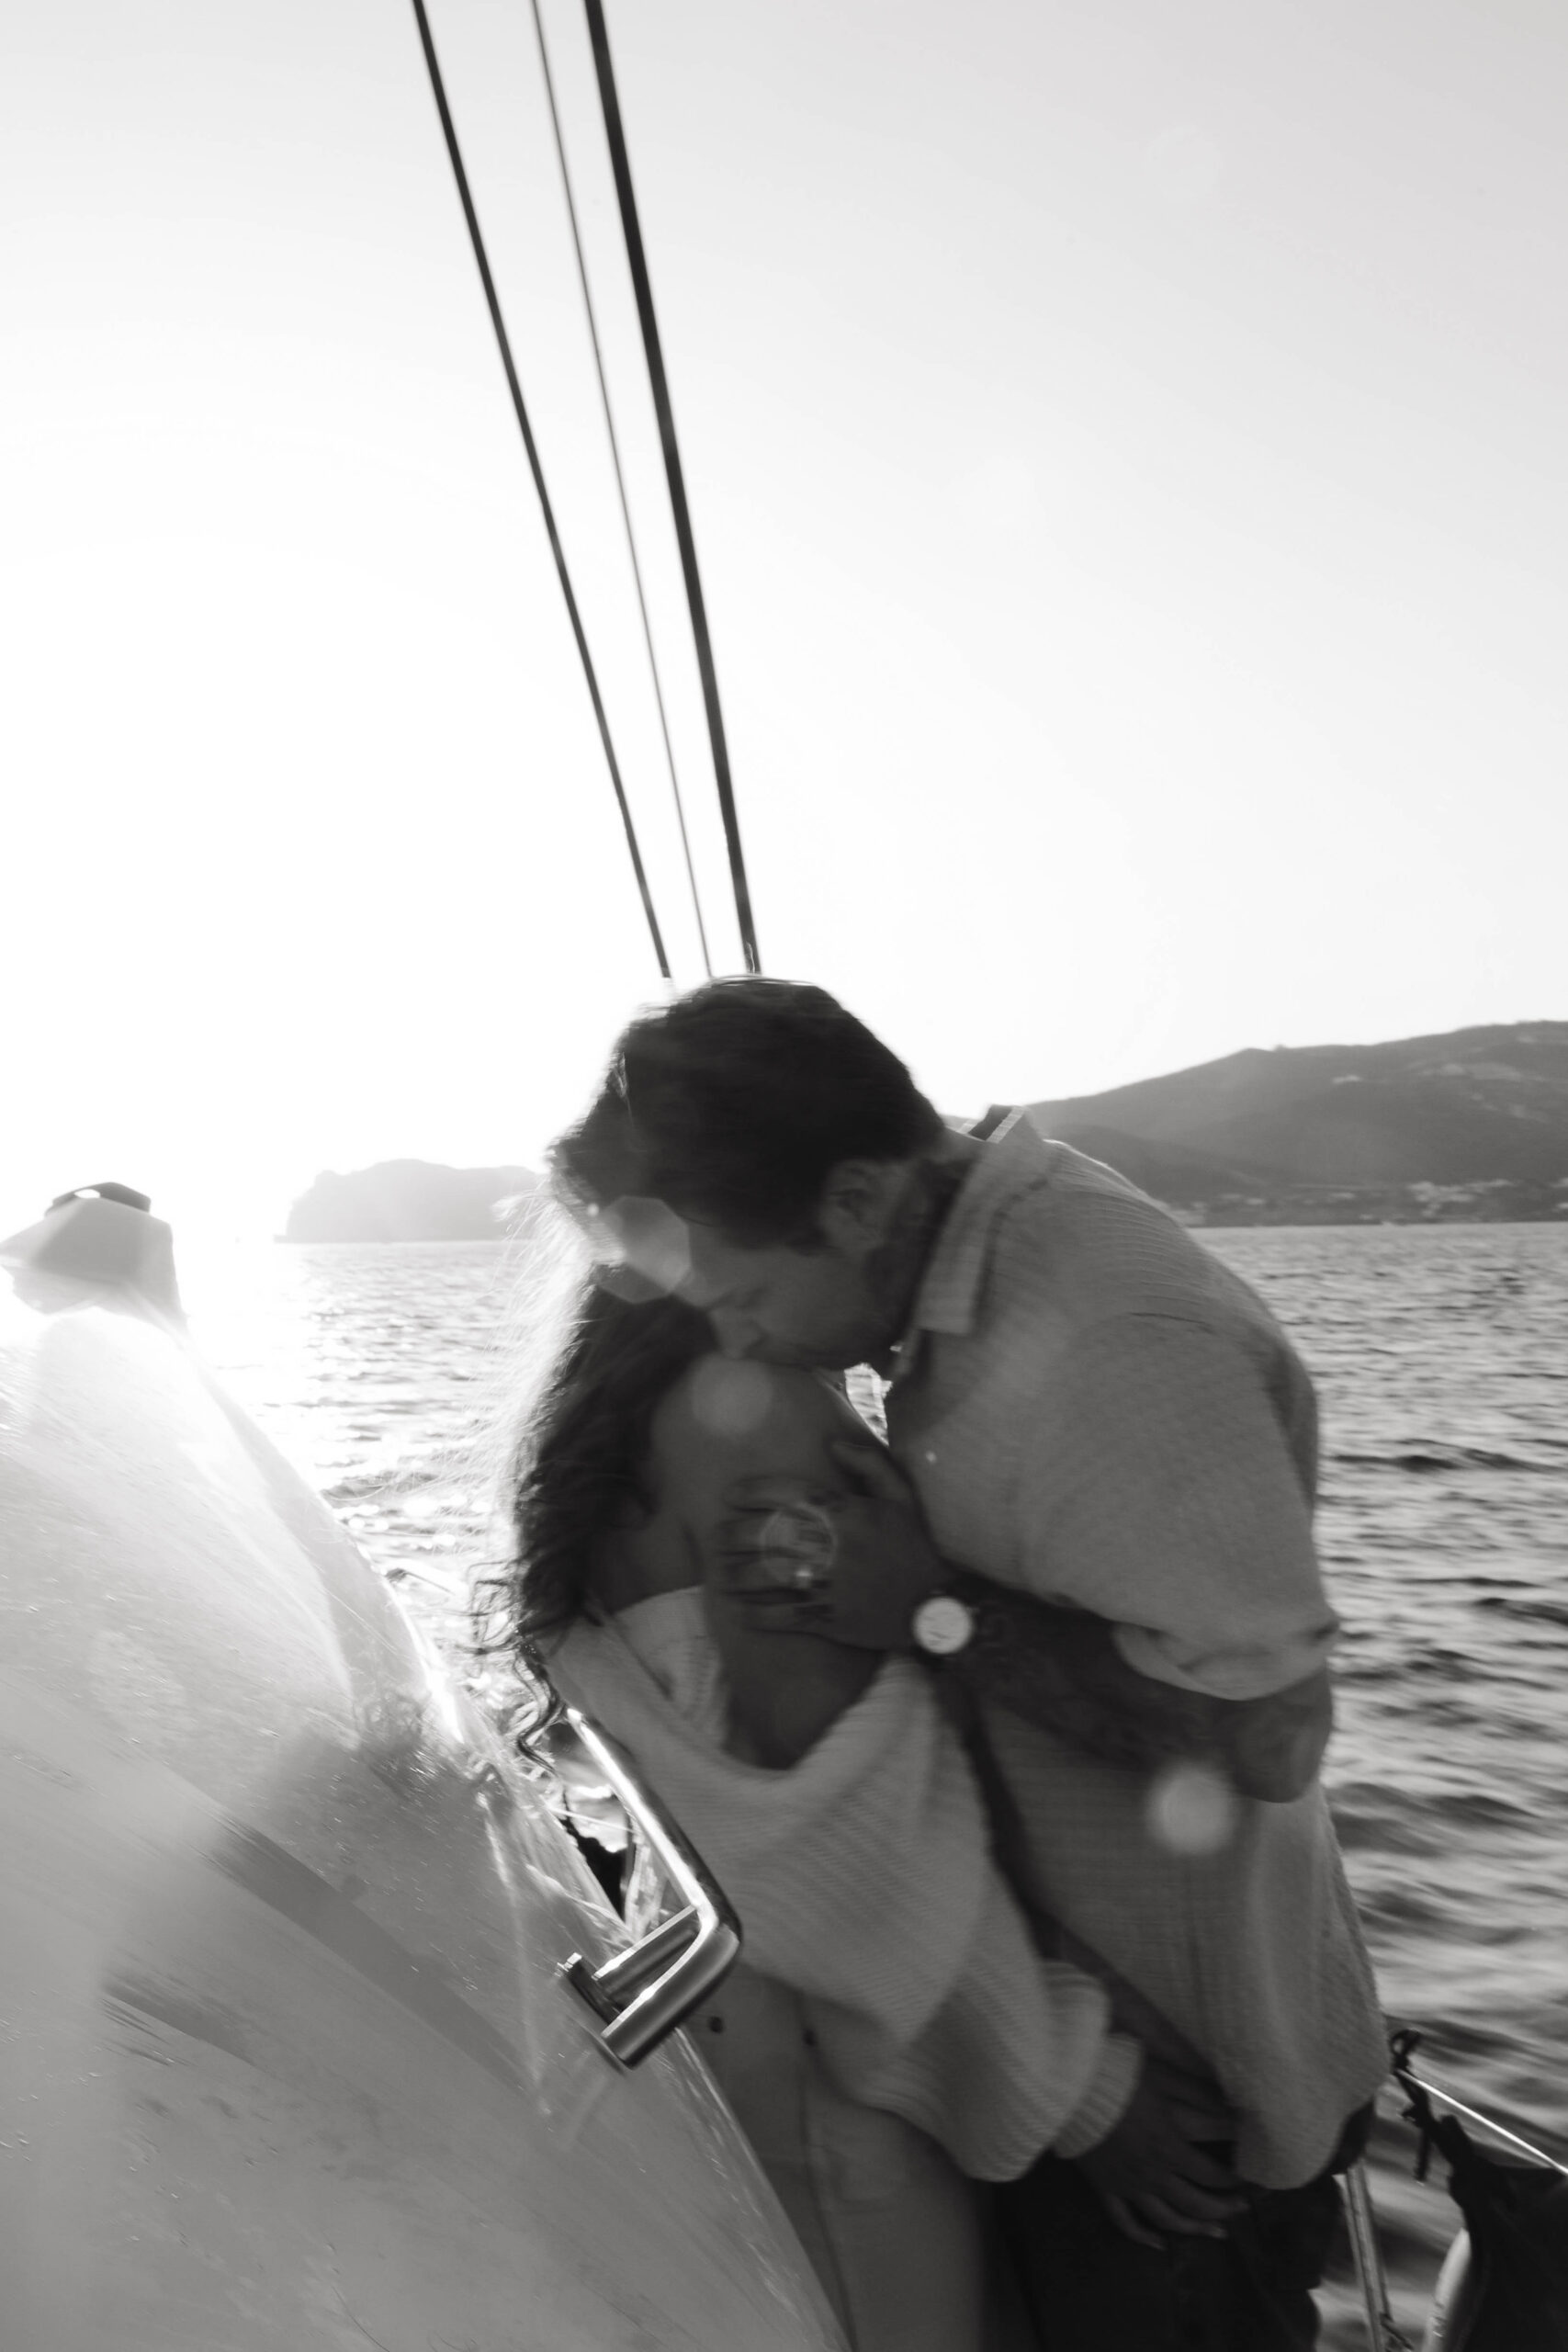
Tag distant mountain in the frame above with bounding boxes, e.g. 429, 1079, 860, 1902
283, 1160, 539, 1243
1026, 1023, 1568, 1224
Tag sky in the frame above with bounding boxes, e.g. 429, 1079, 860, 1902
4, 0, 1564, 1242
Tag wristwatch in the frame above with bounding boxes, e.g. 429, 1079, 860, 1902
910, 1592, 976, 1657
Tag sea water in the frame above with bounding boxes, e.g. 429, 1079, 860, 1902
182, 1223, 1568, 2348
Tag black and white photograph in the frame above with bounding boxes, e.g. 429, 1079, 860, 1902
3, 5, 1564, 2347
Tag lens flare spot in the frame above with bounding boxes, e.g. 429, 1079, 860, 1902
593, 1261, 668, 1305
688, 1354, 774, 1438
1145, 1760, 1238, 1857
598, 1196, 692, 1295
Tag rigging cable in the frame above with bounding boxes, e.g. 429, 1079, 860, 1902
527, 0, 713, 979
409, 0, 672, 981
582, 0, 762, 976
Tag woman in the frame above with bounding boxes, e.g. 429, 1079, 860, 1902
494, 1280, 1158, 2352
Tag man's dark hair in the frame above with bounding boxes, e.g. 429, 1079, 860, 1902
552, 978, 943, 1245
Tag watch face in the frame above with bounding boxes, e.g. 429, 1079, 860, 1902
913, 1595, 974, 1657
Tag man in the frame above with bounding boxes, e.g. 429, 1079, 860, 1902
555, 977, 1387, 2351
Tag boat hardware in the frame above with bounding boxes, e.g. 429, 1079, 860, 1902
1345, 2037, 1568, 2349
1344, 2158, 1416, 2351
558, 1706, 741, 2065
1403, 2071, 1568, 2177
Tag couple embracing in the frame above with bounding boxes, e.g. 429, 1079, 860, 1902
497, 979, 1386, 2352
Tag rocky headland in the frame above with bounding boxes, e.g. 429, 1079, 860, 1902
283, 1160, 538, 1243
283, 1023, 1568, 1238
1026, 1022, 1568, 1226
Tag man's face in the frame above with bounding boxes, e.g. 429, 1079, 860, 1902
676, 1222, 898, 1368
594, 1159, 920, 1367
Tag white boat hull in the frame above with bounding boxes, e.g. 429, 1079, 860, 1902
0, 1231, 841, 2352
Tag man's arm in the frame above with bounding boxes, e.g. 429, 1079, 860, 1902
716, 1311, 1341, 1802
715, 1440, 1331, 1797
942, 1568, 1332, 1801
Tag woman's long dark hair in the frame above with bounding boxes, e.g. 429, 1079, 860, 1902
487, 1277, 714, 1709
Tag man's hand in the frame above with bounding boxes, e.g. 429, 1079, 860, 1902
1077, 2056, 1247, 2245
714, 1441, 943, 1651
1224, 1667, 1333, 1802
942, 1574, 1332, 1802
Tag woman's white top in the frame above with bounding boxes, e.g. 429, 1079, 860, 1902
550, 1589, 1136, 2179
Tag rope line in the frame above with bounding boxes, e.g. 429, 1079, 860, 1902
409, 0, 671, 980
527, 0, 713, 979
1407, 2070, 1568, 2174
582, 0, 762, 976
